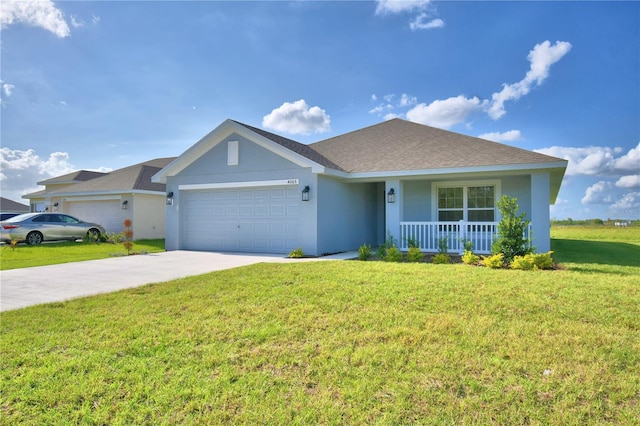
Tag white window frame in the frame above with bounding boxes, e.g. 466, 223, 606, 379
432, 179, 501, 222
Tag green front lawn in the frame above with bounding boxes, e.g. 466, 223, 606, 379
0, 239, 165, 270
1, 227, 638, 424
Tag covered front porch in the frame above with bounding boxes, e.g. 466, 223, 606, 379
382, 173, 551, 254
399, 220, 532, 254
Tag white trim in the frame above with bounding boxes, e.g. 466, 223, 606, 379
62, 195, 122, 202
179, 179, 300, 191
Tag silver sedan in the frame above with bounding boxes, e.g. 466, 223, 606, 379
0, 213, 106, 245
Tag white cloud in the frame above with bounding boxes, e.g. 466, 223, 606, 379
582, 181, 614, 204
375, 0, 431, 15
70, 15, 83, 28
478, 130, 522, 143
262, 99, 331, 135
405, 95, 486, 129
2, 82, 15, 97
410, 14, 444, 31
0, 148, 76, 201
0, 0, 71, 38
616, 175, 640, 188
534, 144, 638, 177
398, 93, 417, 107
610, 192, 640, 210
375, 0, 443, 31
488, 40, 572, 120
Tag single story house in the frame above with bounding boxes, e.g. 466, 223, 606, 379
23, 158, 175, 239
153, 119, 567, 255
0, 197, 30, 214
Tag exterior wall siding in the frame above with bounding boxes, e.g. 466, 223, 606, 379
316, 176, 378, 255
131, 193, 166, 239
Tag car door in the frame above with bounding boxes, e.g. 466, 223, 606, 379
56, 215, 86, 240
31, 214, 63, 240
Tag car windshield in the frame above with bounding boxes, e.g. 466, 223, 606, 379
3, 213, 38, 222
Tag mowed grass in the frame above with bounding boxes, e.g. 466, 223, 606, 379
0, 239, 165, 270
1, 227, 639, 424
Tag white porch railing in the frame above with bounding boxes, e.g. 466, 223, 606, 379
399, 221, 532, 254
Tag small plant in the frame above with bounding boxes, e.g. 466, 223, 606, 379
491, 195, 533, 263
288, 247, 305, 258
5, 239, 19, 250
105, 231, 124, 244
438, 237, 449, 254
407, 246, 423, 262
82, 230, 101, 244
377, 231, 399, 260
533, 251, 555, 270
406, 236, 420, 249
358, 244, 372, 261
511, 254, 535, 270
385, 246, 403, 262
482, 253, 505, 269
463, 240, 474, 252
432, 253, 451, 264
122, 219, 134, 255
462, 250, 480, 265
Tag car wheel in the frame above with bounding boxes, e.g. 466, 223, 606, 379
26, 231, 43, 245
87, 228, 101, 241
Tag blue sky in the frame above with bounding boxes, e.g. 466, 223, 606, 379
1, 0, 638, 220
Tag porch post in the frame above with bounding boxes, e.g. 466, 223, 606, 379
385, 179, 402, 245
531, 172, 551, 253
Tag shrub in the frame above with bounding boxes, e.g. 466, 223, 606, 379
406, 236, 420, 249
491, 195, 533, 263
510, 251, 555, 270
122, 219, 134, 255
511, 254, 535, 270
288, 247, 305, 258
482, 253, 504, 269
407, 246, 423, 262
438, 237, 449, 254
462, 250, 480, 265
533, 251, 554, 270
385, 246, 403, 262
377, 231, 399, 260
358, 244, 372, 261
432, 253, 450, 264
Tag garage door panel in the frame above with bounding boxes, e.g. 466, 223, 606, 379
182, 186, 300, 253
67, 200, 122, 234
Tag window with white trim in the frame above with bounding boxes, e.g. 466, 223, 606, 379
437, 185, 495, 222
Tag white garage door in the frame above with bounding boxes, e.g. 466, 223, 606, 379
66, 200, 122, 233
183, 186, 300, 253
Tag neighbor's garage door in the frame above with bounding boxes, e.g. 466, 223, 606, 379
66, 200, 122, 233
183, 186, 300, 253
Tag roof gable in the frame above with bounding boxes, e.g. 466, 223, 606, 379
153, 119, 332, 184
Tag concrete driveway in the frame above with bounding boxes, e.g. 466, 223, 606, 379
0, 250, 355, 312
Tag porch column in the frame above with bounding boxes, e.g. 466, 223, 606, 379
385, 179, 402, 245
531, 172, 551, 253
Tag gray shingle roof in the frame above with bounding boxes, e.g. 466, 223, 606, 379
47, 158, 176, 195
310, 118, 565, 173
233, 121, 344, 171
0, 197, 30, 212
38, 170, 108, 185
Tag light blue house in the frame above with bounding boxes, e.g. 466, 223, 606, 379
153, 119, 567, 256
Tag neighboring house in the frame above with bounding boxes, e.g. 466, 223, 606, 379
23, 158, 175, 239
153, 119, 568, 255
0, 197, 30, 213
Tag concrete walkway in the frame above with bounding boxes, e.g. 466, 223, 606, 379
0, 250, 356, 312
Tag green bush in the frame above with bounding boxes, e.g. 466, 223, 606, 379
385, 246, 403, 262
407, 246, 423, 262
461, 250, 480, 265
432, 253, 450, 264
288, 247, 305, 258
438, 237, 449, 254
406, 236, 420, 249
358, 244, 372, 261
533, 251, 555, 270
482, 253, 504, 269
491, 195, 533, 263
511, 254, 535, 270
377, 231, 399, 260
